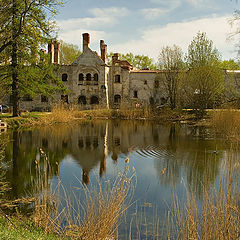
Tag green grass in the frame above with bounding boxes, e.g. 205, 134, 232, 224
0, 216, 69, 240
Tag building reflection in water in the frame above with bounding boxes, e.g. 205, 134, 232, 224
3, 120, 227, 198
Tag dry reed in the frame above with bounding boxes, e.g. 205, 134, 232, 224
169, 152, 240, 240
32, 150, 135, 239
210, 109, 240, 140
37, 104, 185, 125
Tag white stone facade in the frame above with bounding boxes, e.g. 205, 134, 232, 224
19, 33, 168, 111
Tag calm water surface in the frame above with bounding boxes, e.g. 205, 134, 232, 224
2, 120, 229, 238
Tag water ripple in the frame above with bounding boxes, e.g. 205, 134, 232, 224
136, 145, 173, 159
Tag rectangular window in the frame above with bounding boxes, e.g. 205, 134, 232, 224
114, 75, 121, 83
133, 90, 138, 98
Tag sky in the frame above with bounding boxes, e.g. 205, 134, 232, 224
55, 0, 240, 62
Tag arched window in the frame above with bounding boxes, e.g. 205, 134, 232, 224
94, 73, 98, 85
90, 95, 99, 104
79, 73, 84, 81
62, 73, 68, 81
86, 73, 91, 85
115, 75, 120, 83
114, 94, 121, 103
78, 95, 86, 105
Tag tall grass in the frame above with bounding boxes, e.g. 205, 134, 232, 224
32, 149, 135, 239
210, 109, 240, 140
169, 152, 240, 240
36, 104, 187, 125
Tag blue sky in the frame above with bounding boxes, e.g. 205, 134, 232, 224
56, 0, 239, 61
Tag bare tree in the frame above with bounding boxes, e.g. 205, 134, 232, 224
158, 45, 184, 109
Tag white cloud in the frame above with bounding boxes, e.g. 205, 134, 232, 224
186, 0, 216, 9
56, 7, 130, 50
57, 17, 113, 32
58, 29, 107, 48
89, 7, 129, 18
57, 7, 129, 36
109, 15, 236, 61
140, 8, 169, 20
150, 0, 181, 9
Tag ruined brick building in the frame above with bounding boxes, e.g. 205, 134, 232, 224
20, 33, 168, 111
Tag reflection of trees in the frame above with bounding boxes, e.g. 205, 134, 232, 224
3, 120, 228, 200
154, 125, 225, 197
4, 130, 68, 200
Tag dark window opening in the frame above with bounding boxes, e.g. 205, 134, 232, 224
86, 73, 91, 85
22, 95, 33, 101
79, 73, 84, 85
114, 94, 121, 103
78, 95, 87, 105
62, 73, 68, 82
154, 80, 159, 88
61, 95, 69, 104
114, 75, 121, 83
90, 95, 99, 104
144, 80, 147, 85
133, 90, 138, 98
94, 73, 98, 85
41, 95, 48, 102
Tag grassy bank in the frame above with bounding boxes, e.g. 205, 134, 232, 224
0, 105, 193, 129
0, 216, 67, 240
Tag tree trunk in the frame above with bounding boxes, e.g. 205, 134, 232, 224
11, 0, 20, 117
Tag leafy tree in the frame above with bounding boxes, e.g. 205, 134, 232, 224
107, 52, 157, 70
158, 45, 185, 109
183, 32, 224, 117
0, 0, 64, 116
220, 59, 240, 70
60, 40, 81, 65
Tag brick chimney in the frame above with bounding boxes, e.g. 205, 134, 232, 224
53, 41, 60, 64
112, 53, 118, 65
100, 40, 107, 63
83, 33, 90, 52
48, 41, 54, 64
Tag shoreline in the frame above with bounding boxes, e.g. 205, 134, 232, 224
0, 108, 203, 129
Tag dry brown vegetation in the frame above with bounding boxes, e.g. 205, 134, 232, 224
169, 156, 240, 240
210, 109, 240, 140
32, 149, 135, 240
38, 104, 187, 126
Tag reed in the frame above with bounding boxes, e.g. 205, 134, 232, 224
169, 153, 240, 240
32, 150, 135, 239
210, 109, 240, 140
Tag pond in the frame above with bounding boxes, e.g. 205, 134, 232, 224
1, 120, 230, 238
